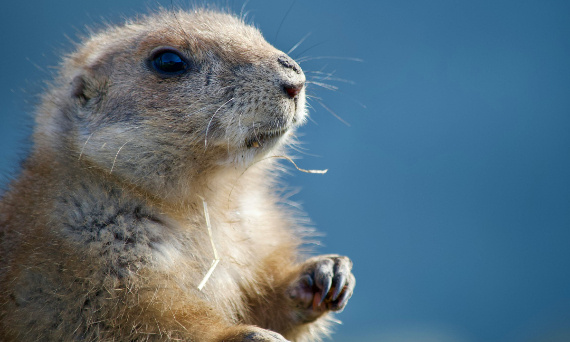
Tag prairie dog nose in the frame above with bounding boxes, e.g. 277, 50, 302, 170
283, 83, 304, 98
277, 55, 304, 98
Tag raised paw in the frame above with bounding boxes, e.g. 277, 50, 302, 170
287, 254, 355, 318
219, 326, 290, 342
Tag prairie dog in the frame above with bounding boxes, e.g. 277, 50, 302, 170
0, 8, 355, 342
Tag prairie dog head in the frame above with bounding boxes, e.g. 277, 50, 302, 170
37, 9, 307, 193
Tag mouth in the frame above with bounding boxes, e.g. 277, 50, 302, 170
245, 127, 289, 149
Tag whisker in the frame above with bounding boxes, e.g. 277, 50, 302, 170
293, 42, 325, 60
174, 104, 217, 141
274, 0, 297, 42
287, 32, 312, 55
315, 99, 351, 127
306, 71, 366, 109
306, 81, 339, 92
305, 70, 338, 78
308, 75, 355, 85
305, 92, 323, 100
204, 98, 234, 150
308, 88, 366, 110
288, 143, 321, 157
297, 56, 364, 63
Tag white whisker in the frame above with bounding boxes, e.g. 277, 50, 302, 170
293, 42, 325, 60
315, 99, 351, 127
297, 56, 363, 64
306, 81, 339, 91
308, 75, 355, 85
204, 98, 234, 150
287, 32, 312, 55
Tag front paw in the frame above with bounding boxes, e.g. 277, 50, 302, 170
219, 326, 290, 342
287, 255, 355, 316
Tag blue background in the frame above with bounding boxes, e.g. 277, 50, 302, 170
1, 1, 570, 341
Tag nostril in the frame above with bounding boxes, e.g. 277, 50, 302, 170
283, 83, 303, 99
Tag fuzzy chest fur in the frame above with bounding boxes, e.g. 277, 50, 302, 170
48, 179, 290, 321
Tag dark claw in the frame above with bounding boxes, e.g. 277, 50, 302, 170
332, 273, 355, 311
331, 273, 347, 301
318, 275, 332, 306
335, 288, 353, 311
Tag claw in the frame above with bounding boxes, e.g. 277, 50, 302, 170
318, 276, 332, 306
332, 273, 347, 301
335, 285, 353, 310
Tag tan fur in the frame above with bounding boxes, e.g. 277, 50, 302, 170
0, 8, 354, 342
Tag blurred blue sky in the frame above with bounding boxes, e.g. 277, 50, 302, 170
1, 1, 570, 341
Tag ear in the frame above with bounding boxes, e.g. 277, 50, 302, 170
70, 74, 88, 104
69, 72, 107, 106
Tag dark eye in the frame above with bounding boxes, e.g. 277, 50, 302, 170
150, 48, 188, 75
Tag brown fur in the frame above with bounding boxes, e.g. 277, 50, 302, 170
0, 8, 354, 342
